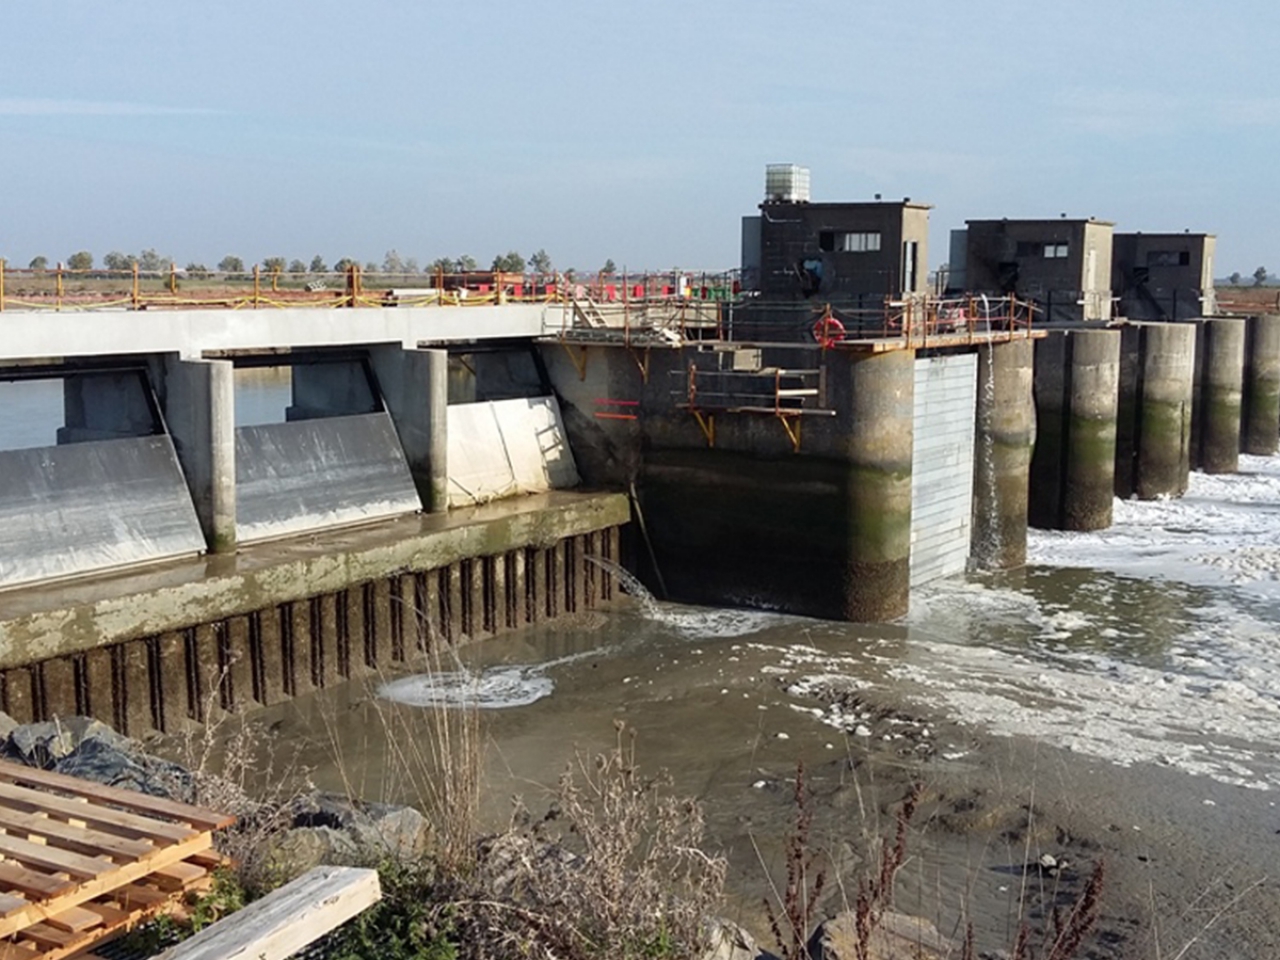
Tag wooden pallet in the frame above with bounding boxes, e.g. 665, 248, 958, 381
0, 760, 234, 960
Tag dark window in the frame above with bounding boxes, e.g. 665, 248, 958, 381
1015, 241, 1039, 258
818, 231, 835, 252
1147, 250, 1192, 267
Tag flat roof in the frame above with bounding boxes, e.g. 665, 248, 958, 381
965, 218, 1115, 227
761, 200, 934, 211
1112, 231, 1216, 240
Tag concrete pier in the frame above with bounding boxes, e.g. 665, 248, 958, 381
971, 339, 1035, 569
1192, 318, 1246, 473
1115, 323, 1195, 500
1242, 314, 1280, 456
1029, 329, 1121, 531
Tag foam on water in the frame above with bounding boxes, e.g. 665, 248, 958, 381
772, 460, 1280, 789
379, 666, 554, 709
1026, 454, 1280, 596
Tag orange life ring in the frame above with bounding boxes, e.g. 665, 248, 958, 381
812, 315, 846, 348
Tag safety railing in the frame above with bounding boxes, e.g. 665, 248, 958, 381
808, 294, 1037, 346
0, 261, 742, 313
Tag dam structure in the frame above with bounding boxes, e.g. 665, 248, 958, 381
3, 167, 1278, 734
0, 261, 1044, 734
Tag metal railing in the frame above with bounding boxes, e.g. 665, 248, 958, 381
0, 260, 742, 313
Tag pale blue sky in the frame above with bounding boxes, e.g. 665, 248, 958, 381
3, 1, 1278, 275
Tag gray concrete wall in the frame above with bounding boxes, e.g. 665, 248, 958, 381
543, 341, 916, 621
369, 346, 449, 512
287, 360, 379, 421
1241, 314, 1280, 456
1114, 323, 1194, 500
154, 357, 237, 553
0, 303, 552, 364
58, 371, 159, 444
971, 339, 1035, 568
0, 436, 206, 590
235, 412, 422, 543
1029, 329, 1121, 530
1192, 318, 1246, 473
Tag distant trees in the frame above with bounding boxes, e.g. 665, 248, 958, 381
218, 255, 244, 274
457, 254, 478, 272
491, 250, 525, 273
1254, 266, 1269, 287
309, 255, 328, 273
530, 248, 553, 274
28, 256, 47, 272
67, 251, 93, 271
185, 263, 210, 279
137, 249, 167, 272
383, 250, 406, 274
333, 257, 357, 273
103, 251, 131, 271
601, 258, 617, 275
262, 256, 287, 274
1229, 271, 1242, 286
288, 259, 307, 274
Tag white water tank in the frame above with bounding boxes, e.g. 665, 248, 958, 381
765, 164, 810, 203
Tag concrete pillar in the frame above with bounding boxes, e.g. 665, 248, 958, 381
843, 350, 914, 621
971, 339, 1034, 569
287, 360, 377, 421
1114, 323, 1194, 499
1242, 314, 1280, 455
1192, 318, 1246, 473
1029, 329, 1120, 531
58, 371, 156, 444
369, 346, 449, 512
156, 357, 236, 552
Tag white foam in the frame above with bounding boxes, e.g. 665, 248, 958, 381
1026, 455, 1280, 596
379, 666, 554, 709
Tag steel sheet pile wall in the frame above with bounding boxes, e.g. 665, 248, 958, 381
910, 354, 977, 587
0, 525, 622, 735
0, 437, 205, 589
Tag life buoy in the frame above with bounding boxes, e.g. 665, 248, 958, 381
812, 315, 846, 348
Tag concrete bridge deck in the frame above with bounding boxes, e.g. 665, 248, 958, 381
0, 303, 556, 363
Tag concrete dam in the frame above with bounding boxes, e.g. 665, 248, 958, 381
1, 294, 1278, 738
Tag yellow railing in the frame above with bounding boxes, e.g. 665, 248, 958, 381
0, 262, 743, 313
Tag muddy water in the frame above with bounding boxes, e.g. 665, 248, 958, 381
242, 539, 1280, 958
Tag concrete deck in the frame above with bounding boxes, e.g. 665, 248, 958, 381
0, 303, 557, 364
0, 490, 629, 670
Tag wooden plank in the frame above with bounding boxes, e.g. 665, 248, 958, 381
41, 903, 102, 933
0, 806, 155, 859
0, 861, 76, 900
0, 831, 115, 879
150, 861, 207, 892
0, 827, 209, 936
0, 760, 233, 831
155, 865, 381, 960
0, 781, 197, 845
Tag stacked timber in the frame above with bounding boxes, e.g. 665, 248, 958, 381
0, 760, 233, 960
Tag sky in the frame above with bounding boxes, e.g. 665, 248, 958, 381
3, 0, 1279, 276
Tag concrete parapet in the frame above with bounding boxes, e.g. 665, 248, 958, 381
1192, 318, 1246, 473
156, 357, 236, 552
1029, 329, 1120, 531
1115, 323, 1194, 500
971, 339, 1035, 569
1242, 314, 1280, 456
